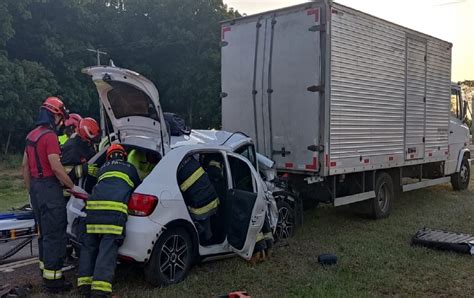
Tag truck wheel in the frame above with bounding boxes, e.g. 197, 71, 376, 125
451, 158, 470, 191
369, 172, 394, 219
144, 227, 194, 287
275, 200, 295, 240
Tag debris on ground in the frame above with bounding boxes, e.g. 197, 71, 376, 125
318, 253, 337, 266
411, 228, 474, 255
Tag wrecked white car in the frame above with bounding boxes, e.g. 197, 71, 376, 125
66, 66, 281, 286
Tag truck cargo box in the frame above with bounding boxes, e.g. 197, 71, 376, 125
221, 0, 452, 177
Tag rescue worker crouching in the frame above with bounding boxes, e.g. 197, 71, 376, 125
61, 117, 101, 185
21, 97, 78, 293
77, 144, 140, 297
58, 113, 82, 146
177, 156, 220, 243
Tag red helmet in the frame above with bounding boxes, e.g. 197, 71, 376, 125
64, 113, 82, 129
106, 144, 127, 160
78, 117, 100, 142
41, 97, 69, 119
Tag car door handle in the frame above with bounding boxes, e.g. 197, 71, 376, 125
450, 131, 454, 134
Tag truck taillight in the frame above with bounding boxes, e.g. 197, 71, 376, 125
128, 193, 158, 216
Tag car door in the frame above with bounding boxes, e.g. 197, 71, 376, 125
82, 66, 169, 155
225, 152, 266, 260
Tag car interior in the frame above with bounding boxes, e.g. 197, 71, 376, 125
82, 145, 161, 193
178, 151, 258, 248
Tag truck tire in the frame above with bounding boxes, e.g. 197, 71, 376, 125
451, 158, 470, 191
369, 172, 394, 219
144, 227, 194, 287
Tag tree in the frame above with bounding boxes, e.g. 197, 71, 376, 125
0, 0, 240, 153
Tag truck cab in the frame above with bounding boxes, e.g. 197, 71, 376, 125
446, 83, 471, 188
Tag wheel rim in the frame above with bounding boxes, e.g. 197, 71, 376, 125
377, 182, 390, 212
460, 164, 469, 183
276, 206, 294, 240
159, 234, 188, 282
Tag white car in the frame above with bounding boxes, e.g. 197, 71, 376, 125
67, 66, 278, 286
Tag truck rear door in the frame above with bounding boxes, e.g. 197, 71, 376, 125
221, 2, 325, 173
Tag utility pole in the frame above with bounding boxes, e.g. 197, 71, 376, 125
87, 48, 108, 136
87, 48, 107, 66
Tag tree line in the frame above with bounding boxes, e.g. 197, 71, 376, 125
0, 0, 239, 154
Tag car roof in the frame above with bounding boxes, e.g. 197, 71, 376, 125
170, 129, 253, 150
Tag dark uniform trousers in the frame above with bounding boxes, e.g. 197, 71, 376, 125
177, 157, 220, 242
29, 176, 67, 287
78, 233, 123, 294
77, 158, 140, 295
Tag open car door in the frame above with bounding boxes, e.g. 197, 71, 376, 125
82, 66, 169, 155
226, 153, 267, 260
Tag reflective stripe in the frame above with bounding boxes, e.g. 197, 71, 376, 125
58, 134, 68, 145
86, 201, 128, 214
78, 276, 93, 286
75, 164, 83, 178
263, 232, 273, 240
39, 260, 44, 270
98, 171, 134, 188
180, 167, 205, 192
91, 280, 112, 293
86, 224, 123, 235
209, 160, 221, 169
43, 268, 62, 280
256, 232, 265, 242
188, 198, 219, 216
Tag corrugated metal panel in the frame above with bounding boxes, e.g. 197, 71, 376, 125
405, 37, 427, 160
329, 5, 406, 161
425, 40, 451, 153
329, 3, 451, 174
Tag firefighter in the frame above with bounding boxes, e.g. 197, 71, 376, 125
58, 113, 82, 146
61, 117, 101, 184
250, 216, 274, 264
127, 149, 158, 181
77, 144, 140, 297
177, 156, 220, 242
21, 97, 78, 293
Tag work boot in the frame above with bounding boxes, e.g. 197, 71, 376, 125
44, 279, 73, 294
78, 285, 92, 298
91, 290, 111, 298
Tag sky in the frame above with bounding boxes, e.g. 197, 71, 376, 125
223, 0, 474, 81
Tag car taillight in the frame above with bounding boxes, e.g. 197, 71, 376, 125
128, 193, 158, 216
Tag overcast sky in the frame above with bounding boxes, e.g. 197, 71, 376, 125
223, 0, 473, 81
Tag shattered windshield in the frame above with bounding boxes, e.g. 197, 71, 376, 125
107, 81, 159, 121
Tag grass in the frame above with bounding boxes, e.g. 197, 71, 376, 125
2, 164, 473, 296
0, 154, 28, 211
111, 170, 474, 297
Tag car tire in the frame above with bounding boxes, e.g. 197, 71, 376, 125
369, 172, 394, 219
274, 200, 296, 241
144, 227, 194, 287
451, 158, 470, 191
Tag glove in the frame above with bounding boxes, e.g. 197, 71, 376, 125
71, 185, 86, 194
87, 164, 99, 178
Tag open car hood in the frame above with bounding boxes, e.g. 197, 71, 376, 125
82, 66, 169, 154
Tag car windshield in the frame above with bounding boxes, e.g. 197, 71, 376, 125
107, 81, 159, 121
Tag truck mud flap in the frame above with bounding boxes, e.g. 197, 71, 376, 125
411, 228, 474, 255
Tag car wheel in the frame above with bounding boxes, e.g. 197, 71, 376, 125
451, 158, 470, 191
369, 172, 394, 219
144, 227, 194, 287
275, 200, 295, 241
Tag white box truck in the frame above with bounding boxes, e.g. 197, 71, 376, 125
221, 1, 471, 218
